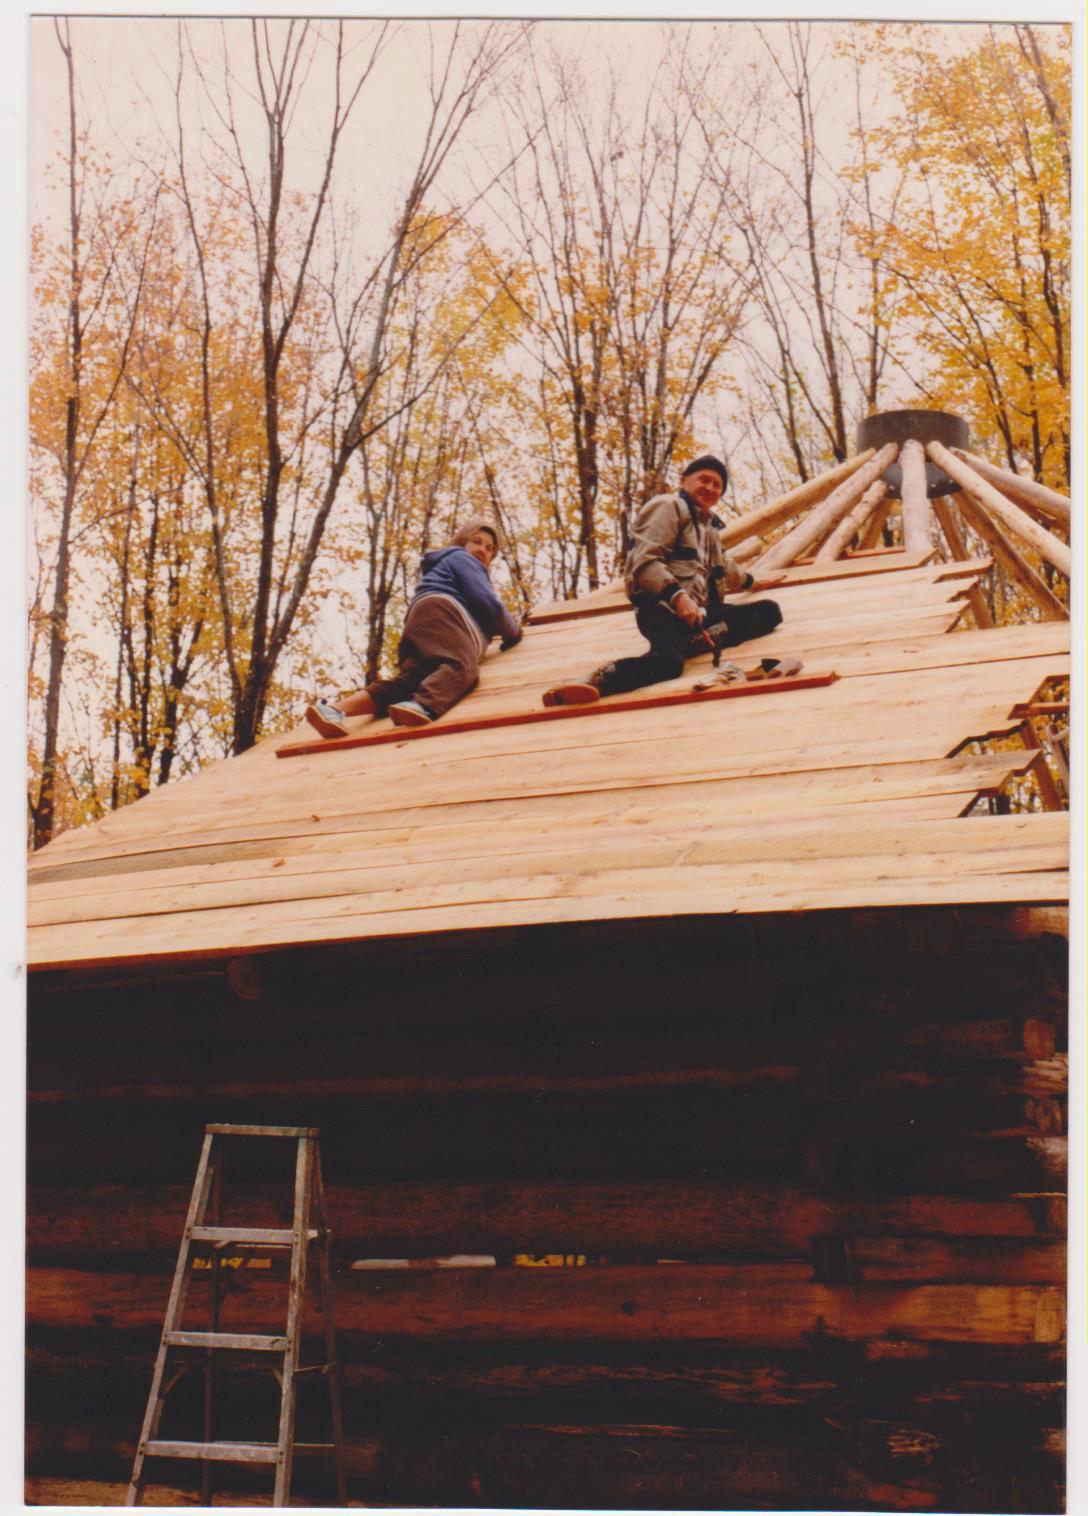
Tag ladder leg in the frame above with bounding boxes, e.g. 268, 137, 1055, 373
314, 1146, 348, 1504
273, 1136, 313, 1506
126, 1133, 218, 1506
202, 1151, 224, 1506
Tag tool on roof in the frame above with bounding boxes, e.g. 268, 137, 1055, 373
126, 1124, 346, 1508
691, 656, 804, 693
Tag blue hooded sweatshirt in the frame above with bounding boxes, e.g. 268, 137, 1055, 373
412, 546, 521, 644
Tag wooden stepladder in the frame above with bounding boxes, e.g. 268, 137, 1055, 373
126, 1124, 346, 1507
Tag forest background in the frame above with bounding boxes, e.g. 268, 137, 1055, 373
26, 15, 1072, 848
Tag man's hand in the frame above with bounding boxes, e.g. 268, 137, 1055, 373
671, 591, 702, 627
748, 574, 786, 592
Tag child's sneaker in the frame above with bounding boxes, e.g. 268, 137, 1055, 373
305, 699, 349, 739
389, 700, 435, 728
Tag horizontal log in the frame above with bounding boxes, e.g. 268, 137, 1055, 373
462, 1422, 1057, 1513
29, 924, 1067, 1050
26, 1326, 1067, 1509
26, 1088, 1067, 1190
27, 1264, 1065, 1345
15, 1428, 880, 1511
27, 930, 1066, 1052
25, 1427, 1065, 1516
27, 1016, 1067, 1117
25, 1181, 1066, 1262
803, 1135, 1065, 1192
27, 1335, 1066, 1424
845, 1238, 1063, 1284
27, 1040, 1068, 1115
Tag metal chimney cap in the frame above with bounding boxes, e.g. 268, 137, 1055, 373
856, 410, 969, 499
856, 409, 969, 452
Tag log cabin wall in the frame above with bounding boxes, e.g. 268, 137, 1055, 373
27, 905, 1067, 1512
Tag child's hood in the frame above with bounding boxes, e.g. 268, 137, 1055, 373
421, 544, 475, 574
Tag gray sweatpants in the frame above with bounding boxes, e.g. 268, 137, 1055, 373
364, 596, 482, 719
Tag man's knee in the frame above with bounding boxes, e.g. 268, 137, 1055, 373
755, 598, 783, 633
731, 599, 782, 638
650, 649, 685, 681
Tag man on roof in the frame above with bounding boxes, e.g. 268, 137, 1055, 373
306, 515, 522, 735
542, 455, 785, 707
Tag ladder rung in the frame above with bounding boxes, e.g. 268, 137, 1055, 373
205, 1123, 317, 1138
145, 1438, 280, 1465
190, 1225, 318, 1245
165, 1331, 287, 1352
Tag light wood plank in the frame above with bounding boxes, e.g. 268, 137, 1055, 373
28, 813, 1066, 929
276, 673, 838, 760
26, 547, 1068, 975
28, 869, 1069, 970
30, 656, 1061, 869
28, 753, 1030, 894
28, 818, 1066, 941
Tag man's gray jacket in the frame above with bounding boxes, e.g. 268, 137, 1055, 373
623, 489, 753, 609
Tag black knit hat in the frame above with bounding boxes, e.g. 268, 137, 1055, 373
681, 454, 728, 493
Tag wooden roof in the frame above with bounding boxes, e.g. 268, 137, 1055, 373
27, 550, 1068, 972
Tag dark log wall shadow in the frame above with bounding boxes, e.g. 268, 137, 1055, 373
26, 907, 1067, 1511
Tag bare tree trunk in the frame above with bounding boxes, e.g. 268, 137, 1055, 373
30, 23, 82, 849
30, 23, 159, 846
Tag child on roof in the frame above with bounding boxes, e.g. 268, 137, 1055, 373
306, 516, 522, 736
541, 454, 785, 706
